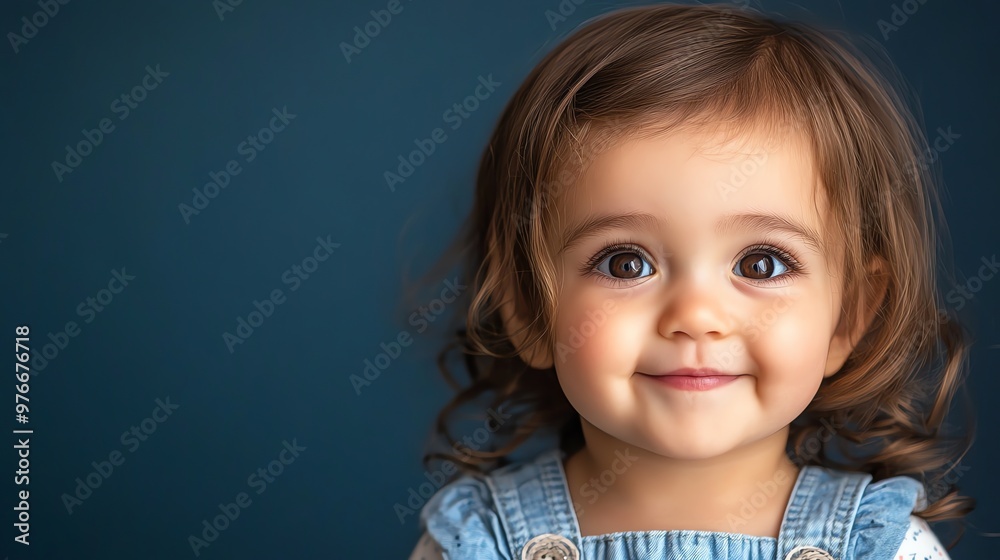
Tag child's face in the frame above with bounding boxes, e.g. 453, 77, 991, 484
543, 123, 854, 461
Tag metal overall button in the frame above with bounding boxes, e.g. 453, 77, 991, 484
784, 545, 836, 560
521, 533, 580, 560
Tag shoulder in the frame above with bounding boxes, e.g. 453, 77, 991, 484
791, 467, 925, 558
417, 449, 563, 560
418, 451, 555, 560
418, 472, 510, 559
843, 469, 927, 559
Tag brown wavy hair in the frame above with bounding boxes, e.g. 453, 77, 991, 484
412, 1, 975, 530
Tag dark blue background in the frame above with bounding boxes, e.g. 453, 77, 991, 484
1, 0, 996, 558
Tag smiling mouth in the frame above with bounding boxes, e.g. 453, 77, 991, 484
637, 368, 744, 391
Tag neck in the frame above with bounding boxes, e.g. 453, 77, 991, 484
565, 418, 800, 536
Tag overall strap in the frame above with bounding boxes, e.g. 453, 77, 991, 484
486, 449, 583, 559
776, 466, 871, 560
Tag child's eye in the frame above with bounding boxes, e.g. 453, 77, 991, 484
582, 242, 656, 286
581, 240, 805, 288
596, 251, 656, 280
732, 243, 804, 286
735, 251, 788, 279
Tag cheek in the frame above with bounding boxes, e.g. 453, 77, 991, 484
552, 295, 642, 384
757, 319, 830, 371
552, 298, 645, 422
751, 296, 834, 400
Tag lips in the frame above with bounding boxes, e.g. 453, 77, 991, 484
638, 368, 743, 391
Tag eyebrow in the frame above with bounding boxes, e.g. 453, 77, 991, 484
558, 211, 825, 255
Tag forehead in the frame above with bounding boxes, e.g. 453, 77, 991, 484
554, 124, 833, 254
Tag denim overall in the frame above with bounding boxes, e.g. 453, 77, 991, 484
420, 447, 925, 559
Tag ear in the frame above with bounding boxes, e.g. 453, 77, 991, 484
498, 280, 555, 370
824, 256, 889, 377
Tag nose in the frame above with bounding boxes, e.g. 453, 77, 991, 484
656, 273, 733, 342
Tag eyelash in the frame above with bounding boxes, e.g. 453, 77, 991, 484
579, 237, 807, 287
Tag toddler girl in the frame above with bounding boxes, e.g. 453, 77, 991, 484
408, 3, 974, 559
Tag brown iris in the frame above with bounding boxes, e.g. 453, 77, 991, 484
608, 253, 644, 279
738, 253, 775, 280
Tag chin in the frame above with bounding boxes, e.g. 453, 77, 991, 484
651, 438, 737, 461
613, 427, 740, 461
